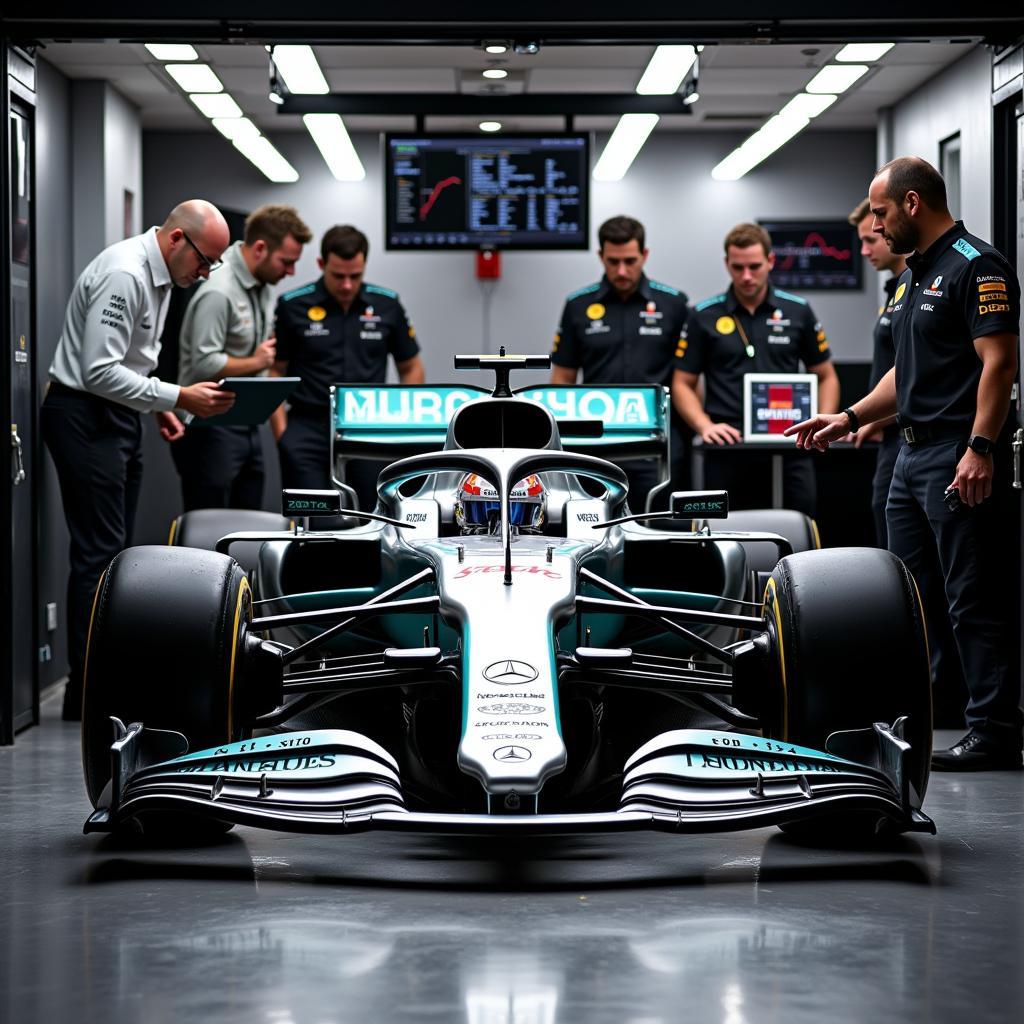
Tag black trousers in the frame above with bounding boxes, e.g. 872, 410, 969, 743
171, 423, 264, 511
886, 438, 1020, 738
871, 432, 902, 548
278, 408, 379, 512
702, 449, 817, 517
41, 385, 143, 705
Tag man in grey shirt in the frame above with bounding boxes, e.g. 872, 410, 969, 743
41, 199, 234, 719
173, 205, 312, 510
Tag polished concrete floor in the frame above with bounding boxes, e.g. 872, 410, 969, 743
2, 693, 1022, 1024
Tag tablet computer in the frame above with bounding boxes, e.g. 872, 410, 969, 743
742, 373, 817, 443
192, 377, 301, 427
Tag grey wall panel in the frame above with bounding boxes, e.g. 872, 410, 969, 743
889, 45, 993, 239
35, 57, 73, 687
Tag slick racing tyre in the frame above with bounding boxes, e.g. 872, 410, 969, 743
82, 545, 252, 817
762, 547, 932, 832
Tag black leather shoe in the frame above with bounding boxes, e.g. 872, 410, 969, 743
931, 730, 1023, 771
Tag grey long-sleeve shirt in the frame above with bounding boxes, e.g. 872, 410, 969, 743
177, 241, 275, 386
48, 227, 179, 411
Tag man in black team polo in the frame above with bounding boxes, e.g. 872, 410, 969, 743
848, 197, 906, 547
672, 222, 840, 517
551, 215, 690, 511
273, 225, 424, 511
787, 157, 1022, 771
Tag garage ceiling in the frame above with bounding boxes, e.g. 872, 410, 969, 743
37, 39, 978, 135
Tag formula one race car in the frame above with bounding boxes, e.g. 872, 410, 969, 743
82, 354, 935, 842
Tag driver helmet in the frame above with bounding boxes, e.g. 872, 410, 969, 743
455, 473, 546, 532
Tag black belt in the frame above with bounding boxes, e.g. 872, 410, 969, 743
897, 421, 965, 445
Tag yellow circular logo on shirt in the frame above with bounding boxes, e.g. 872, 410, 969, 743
307, 306, 327, 322
893, 283, 906, 304
586, 303, 606, 320
716, 316, 736, 335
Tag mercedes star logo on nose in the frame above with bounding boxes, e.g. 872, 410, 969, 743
493, 745, 532, 762
482, 659, 539, 685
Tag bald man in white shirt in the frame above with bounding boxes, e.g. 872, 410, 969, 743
42, 200, 234, 719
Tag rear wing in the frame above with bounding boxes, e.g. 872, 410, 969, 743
330, 383, 671, 510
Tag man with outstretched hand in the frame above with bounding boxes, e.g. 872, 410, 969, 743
786, 157, 1022, 771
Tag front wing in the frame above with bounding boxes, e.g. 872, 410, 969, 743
85, 720, 933, 837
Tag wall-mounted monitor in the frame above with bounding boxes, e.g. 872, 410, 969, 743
758, 220, 862, 290
385, 134, 590, 251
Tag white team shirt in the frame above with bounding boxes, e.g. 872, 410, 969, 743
48, 227, 179, 412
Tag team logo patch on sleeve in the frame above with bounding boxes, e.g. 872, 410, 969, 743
586, 303, 606, 320
716, 316, 735, 335
307, 306, 327, 322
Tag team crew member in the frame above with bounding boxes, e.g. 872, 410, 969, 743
551, 215, 690, 511
41, 201, 235, 719
273, 225, 424, 511
849, 198, 906, 546
671, 223, 840, 517
173, 205, 312, 511
786, 157, 1022, 771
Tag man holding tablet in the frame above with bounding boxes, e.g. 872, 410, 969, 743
173, 204, 312, 510
671, 222, 840, 516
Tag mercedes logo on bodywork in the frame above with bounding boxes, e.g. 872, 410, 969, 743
483, 659, 539, 686
493, 745, 532, 762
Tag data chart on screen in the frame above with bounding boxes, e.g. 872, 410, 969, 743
385, 134, 590, 250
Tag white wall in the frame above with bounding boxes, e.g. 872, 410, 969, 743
143, 126, 879, 387
71, 81, 142, 276
886, 45, 993, 238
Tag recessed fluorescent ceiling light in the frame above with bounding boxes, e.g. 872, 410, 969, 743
145, 43, 198, 61
272, 45, 329, 94
479, 121, 502, 132
635, 45, 697, 95
711, 112, 809, 181
232, 135, 299, 183
302, 114, 365, 181
190, 93, 243, 119
593, 113, 660, 181
836, 42, 895, 62
778, 92, 837, 119
805, 64, 869, 94
482, 68, 508, 79
166, 63, 223, 93
212, 117, 261, 141
485, 44, 508, 54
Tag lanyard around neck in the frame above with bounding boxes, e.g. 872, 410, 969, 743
733, 313, 755, 359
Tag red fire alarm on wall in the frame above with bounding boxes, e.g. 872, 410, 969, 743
476, 248, 501, 279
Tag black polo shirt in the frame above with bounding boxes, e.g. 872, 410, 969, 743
869, 276, 900, 389
891, 221, 1020, 430
675, 284, 830, 427
550, 274, 689, 386
274, 278, 420, 411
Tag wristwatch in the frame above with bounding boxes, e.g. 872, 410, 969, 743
842, 407, 860, 433
968, 434, 993, 455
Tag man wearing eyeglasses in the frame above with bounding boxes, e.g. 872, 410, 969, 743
173, 204, 313, 511
41, 199, 235, 720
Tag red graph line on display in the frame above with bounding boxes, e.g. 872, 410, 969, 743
775, 232, 851, 271
419, 177, 463, 220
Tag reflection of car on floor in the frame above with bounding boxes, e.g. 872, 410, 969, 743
82, 353, 934, 843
